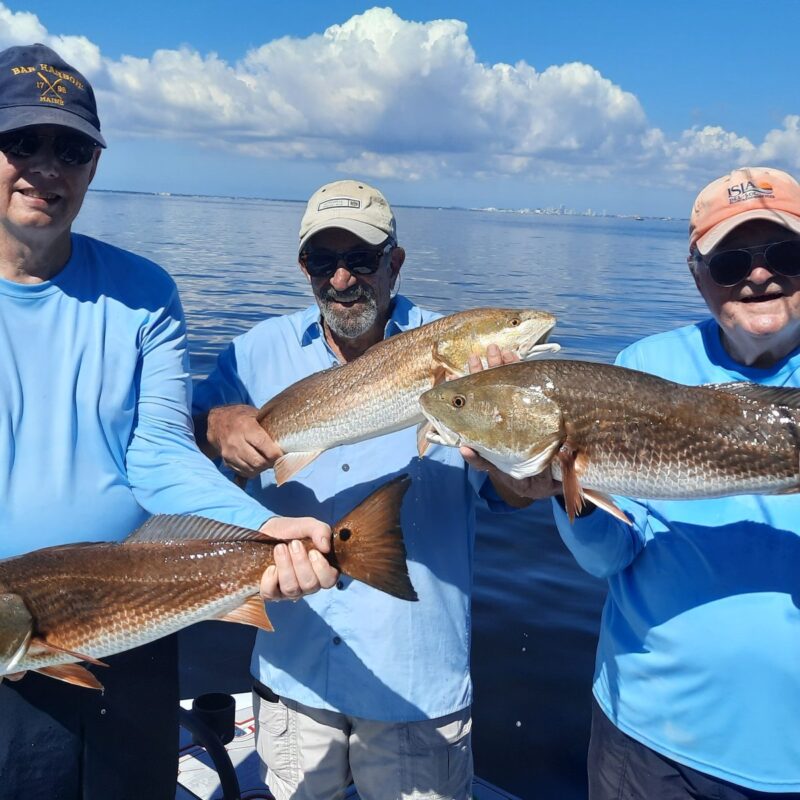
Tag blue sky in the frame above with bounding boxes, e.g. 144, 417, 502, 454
3, 1, 798, 214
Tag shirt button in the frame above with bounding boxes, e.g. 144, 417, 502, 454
342, 464, 349, 472
336, 581, 344, 590
333, 636, 342, 645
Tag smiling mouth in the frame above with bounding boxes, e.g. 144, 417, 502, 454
19, 189, 60, 202
740, 292, 784, 303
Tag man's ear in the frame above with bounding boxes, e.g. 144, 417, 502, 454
687, 253, 702, 290
391, 246, 406, 279
299, 260, 312, 282
87, 149, 101, 184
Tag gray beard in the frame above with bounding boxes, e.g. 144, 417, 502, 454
317, 284, 380, 339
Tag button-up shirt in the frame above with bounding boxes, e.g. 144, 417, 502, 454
193, 295, 507, 721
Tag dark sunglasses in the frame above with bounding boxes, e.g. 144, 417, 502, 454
300, 240, 395, 278
701, 240, 800, 287
0, 130, 98, 167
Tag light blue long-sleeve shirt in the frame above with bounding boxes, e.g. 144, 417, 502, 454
0, 233, 271, 559
553, 318, 800, 792
193, 296, 507, 721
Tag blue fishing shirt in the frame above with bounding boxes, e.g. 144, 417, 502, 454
0, 233, 271, 559
553, 317, 800, 792
193, 296, 507, 721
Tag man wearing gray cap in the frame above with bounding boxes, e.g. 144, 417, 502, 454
193, 179, 528, 800
0, 43, 336, 800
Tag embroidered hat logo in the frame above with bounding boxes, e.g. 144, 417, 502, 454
10, 62, 86, 108
727, 181, 774, 204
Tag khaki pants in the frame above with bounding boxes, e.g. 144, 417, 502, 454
253, 683, 473, 800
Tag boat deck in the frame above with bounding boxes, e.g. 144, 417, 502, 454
176, 693, 520, 800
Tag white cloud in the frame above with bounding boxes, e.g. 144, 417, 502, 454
1, 4, 798, 189
757, 115, 800, 168
0, 4, 102, 75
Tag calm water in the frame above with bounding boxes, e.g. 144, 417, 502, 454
78, 191, 706, 800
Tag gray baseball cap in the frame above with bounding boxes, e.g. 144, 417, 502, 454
299, 180, 396, 253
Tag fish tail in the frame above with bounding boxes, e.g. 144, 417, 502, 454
331, 475, 418, 601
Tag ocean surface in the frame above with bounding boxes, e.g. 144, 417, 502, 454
78, 191, 706, 800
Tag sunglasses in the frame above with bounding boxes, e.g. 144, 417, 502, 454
300, 240, 395, 278
0, 130, 98, 167
700, 240, 800, 287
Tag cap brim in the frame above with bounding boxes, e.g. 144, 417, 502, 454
0, 107, 106, 147
299, 218, 390, 253
696, 209, 800, 254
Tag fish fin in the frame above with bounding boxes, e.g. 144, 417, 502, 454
218, 596, 274, 632
519, 342, 562, 361
126, 515, 270, 543
557, 445, 585, 523
26, 638, 108, 667
332, 475, 417, 601
582, 490, 632, 526
274, 451, 323, 486
431, 343, 462, 384
416, 422, 434, 456
705, 382, 800, 410
36, 663, 104, 690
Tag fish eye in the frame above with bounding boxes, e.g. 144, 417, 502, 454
510, 317, 520, 327
452, 394, 466, 408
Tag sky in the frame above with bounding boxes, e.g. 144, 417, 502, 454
2, 1, 799, 215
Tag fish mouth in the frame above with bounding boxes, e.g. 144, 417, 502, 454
514, 323, 561, 360
420, 410, 462, 448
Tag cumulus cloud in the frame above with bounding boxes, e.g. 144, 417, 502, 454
1, 4, 797, 187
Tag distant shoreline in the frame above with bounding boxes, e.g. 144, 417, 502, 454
86, 188, 685, 222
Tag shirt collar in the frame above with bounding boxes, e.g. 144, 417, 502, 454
299, 294, 423, 348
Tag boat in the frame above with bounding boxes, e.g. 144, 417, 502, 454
176, 692, 522, 800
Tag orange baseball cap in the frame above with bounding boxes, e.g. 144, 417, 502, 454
689, 167, 800, 255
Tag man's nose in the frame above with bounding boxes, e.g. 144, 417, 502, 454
329, 263, 356, 290
26, 144, 61, 179
747, 253, 775, 283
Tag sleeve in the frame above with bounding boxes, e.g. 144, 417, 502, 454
469, 468, 517, 514
192, 340, 253, 416
124, 287, 274, 529
551, 495, 649, 578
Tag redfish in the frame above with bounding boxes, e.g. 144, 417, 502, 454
0, 476, 414, 689
419, 360, 800, 523
256, 308, 559, 485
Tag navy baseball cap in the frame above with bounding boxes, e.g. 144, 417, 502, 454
0, 43, 106, 146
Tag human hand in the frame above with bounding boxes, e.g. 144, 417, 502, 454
458, 343, 561, 506
461, 448, 562, 506
205, 404, 284, 478
258, 517, 339, 601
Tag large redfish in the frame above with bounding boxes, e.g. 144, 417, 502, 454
419, 360, 800, 523
254, 308, 559, 485
0, 476, 414, 690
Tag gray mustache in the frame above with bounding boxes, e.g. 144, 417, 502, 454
324, 285, 369, 302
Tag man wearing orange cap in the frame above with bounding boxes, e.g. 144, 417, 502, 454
547, 167, 800, 798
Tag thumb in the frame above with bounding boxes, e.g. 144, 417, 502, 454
261, 516, 332, 553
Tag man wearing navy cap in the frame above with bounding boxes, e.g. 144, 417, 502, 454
0, 43, 337, 800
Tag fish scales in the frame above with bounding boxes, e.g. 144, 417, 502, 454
1, 540, 274, 672
546, 364, 796, 497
